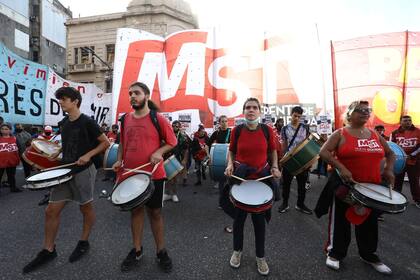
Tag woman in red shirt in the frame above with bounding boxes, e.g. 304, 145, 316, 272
225, 98, 281, 276
319, 101, 395, 274
0, 123, 21, 193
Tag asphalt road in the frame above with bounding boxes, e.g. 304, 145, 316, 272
0, 166, 419, 280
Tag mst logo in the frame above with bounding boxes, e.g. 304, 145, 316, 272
396, 137, 417, 148
357, 139, 380, 149
0, 143, 18, 153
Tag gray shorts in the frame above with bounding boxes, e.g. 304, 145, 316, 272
49, 164, 97, 205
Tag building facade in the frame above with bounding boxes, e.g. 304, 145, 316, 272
0, 0, 71, 76
66, 0, 198, 93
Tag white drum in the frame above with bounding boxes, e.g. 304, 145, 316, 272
230, 181, 273, 213
25, 168, 73, 190
351, 183, 408, 214
111, 173, 153, 211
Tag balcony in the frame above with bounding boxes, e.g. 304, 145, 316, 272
68, 63, 95, 73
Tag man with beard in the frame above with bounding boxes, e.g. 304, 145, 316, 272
112, 82, 177, 273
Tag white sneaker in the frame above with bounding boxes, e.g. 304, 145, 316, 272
326, 256, 340, 270
256, 257, 269, 275
172, 195, 179, 203
163, 194, 172, 201
361, 258, 392, 275
229, 251, 242, 268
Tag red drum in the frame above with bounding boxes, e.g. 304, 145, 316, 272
230, 181, 273, 213
22, 139, 62, 170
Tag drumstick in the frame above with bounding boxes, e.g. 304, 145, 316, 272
256, 175, 274, 181
231, 174, 246, 182
41, 162, 77, 172
122, 162, 152, 176
356, 183, 392, 200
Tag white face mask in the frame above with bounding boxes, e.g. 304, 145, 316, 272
245, 117, 260, 125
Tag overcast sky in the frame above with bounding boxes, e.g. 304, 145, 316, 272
59, 0, 420, 41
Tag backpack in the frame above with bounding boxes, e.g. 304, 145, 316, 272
119, 110, 162, 141
231, 123, 270, 155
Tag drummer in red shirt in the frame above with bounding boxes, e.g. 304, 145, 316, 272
225, 97, 281, 276
112, 82, 177, 273
390, 115, 420, 208
319, 100, 395, 274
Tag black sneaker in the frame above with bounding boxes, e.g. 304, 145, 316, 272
295, 204, 313, 215
23, 248, 57, 273
278, 203, 289, 213
156, 249, 172, 273
69, 240, 90, 263
38, 194, 50, 206
121, 248, 143, 272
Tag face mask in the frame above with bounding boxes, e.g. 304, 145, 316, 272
245, 117, 260, 125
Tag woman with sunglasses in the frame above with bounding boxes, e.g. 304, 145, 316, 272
318, 100, 395, 274
225, 97, 281, 276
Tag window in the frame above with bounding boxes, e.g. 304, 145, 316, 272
105, 79, 112, 93
74, 48, 79, 64
106, 44, 115, 63
90, 46, 95, 63
81, 47, 89, 64
33, 51, 39, 62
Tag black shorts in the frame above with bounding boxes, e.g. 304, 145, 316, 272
145, 179, 165, 209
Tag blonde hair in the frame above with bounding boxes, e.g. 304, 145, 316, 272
345, 100, 369, 124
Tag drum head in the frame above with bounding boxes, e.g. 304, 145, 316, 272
27, 168, 72, 183
112, 174, 151, 205
230, 181, 273, 206
354, 183, 407, 205
32, 139, 61, 156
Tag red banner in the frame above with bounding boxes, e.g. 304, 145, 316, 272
332, 31, 420, 132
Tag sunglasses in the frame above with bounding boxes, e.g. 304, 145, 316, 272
353, 108, 372, 114
245, 105, 259, 110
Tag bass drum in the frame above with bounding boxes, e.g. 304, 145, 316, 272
209, 143, 229, 181
280, 133, 322, 176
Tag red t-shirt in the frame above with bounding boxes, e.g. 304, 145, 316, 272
120, 112, 177, 180
0, 137, 20, 168
391, 126, 420, 165
337, 128, 384, 184
229, 125, 276, 170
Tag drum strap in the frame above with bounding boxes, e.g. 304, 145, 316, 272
286, 124, 302, 150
